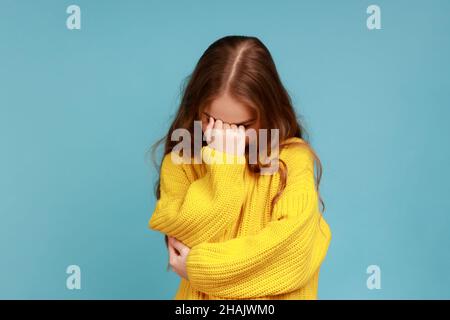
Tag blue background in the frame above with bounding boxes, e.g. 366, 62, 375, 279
1, 0, 449, 299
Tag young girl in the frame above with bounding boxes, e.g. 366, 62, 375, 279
148, 35, 331, 300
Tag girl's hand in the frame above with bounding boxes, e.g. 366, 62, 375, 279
167, 236, 190, 280
204, 116, 246, 157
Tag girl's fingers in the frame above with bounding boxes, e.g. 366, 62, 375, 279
170, 237, 189, 255
205, 117, 247, 156
168, 237, 179, 254
167, 239, 178, 268
238, 125, 246, 141
211, 119, 223, 148
236, 125, 246, 156
213, 119, 223, 130
205, 116, 214, 143
208, 116, 214, 128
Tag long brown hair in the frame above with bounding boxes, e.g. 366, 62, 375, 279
148, 35, 325, 255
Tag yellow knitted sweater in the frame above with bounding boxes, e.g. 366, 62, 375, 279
149, 137, 331, 300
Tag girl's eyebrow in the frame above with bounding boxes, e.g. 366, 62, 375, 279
202, 111, 256, 126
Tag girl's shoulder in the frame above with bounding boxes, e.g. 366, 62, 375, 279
278, 137, 314, 170
280, 136, 305, 146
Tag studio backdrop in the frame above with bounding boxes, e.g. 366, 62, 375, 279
1, 0, 449, 299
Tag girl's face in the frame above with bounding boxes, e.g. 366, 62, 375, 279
200, 93, 260, 145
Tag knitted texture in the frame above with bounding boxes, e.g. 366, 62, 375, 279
149, 137, 332, 300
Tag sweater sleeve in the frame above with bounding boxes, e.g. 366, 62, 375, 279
185, 145, 332, 298
148, 145, 247, 248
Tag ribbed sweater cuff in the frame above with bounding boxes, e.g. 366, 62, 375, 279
201, 145, 246, 166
